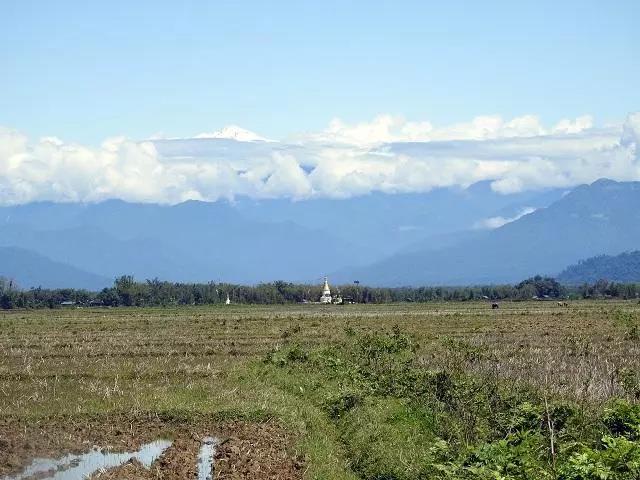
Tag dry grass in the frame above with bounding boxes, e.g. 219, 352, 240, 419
1, 301, 639, 417
1, 301, 639, 478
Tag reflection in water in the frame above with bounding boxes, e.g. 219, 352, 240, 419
197, 436, 220, 480
3, 439, 172, 480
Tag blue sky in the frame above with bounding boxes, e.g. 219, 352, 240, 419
1, 0, 638, 144
1, 1, 639, 206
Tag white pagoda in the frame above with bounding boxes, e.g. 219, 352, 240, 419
320, 277, 332, 304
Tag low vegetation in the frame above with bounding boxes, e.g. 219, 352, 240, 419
266, 327, 640, 479
1, 301, 640, 478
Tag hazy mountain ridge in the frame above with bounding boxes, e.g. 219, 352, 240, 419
557, 251, 640, 284
0, 201, 370, 285
0, 247, 110, 290
0, 179, 634, 289
232, 182, 564, 256
335, 179, 640, 286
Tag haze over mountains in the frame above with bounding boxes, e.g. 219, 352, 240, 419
2, 112, 638, 290
338, 179, 640, 285
558, 251, 640, 284
0, 247, 110, 290
0, 181, 560, 287
0, 178, 638, 289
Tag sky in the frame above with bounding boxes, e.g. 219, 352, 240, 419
0, 1, 639, 204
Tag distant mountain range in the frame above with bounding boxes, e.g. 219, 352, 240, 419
557, 251, 640, 284
0, 200, 371, 287
0, 181, 560, 289
334, 179, 640, 285
0, 178, 638, 289
0, 247, 109, 290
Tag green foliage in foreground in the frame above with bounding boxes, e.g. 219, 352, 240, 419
263, 328, 640, 479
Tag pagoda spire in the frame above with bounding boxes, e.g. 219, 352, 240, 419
320, 276, 332, 303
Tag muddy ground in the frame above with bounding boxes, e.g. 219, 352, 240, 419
0, 414, 304, 479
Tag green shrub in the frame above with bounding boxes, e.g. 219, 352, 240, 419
263, 326, 640, 479
338, 398, 443, 480
613, 310, 640, 341
324, 391, 363, 419
461, 431, 552, 479
559, 435, 640, 480
603, 400, 640, 440
286, 344, 309, 363
263, 343, 308, 366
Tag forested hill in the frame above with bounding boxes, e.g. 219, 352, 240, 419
1, 179, 638, 288
338, 179, 640, 285
557, 251, 640, 284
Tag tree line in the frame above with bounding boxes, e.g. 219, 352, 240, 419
0, 275, 639, 309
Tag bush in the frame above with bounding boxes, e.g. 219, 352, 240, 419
603, 401, 640, 440
559, 435, 640, 480
323, 391, 363, 419
263, 343, 308, 367
337, 398, 443, 480
613, 310, 640, 341
461, 431, 551, 479
264, 326, 640, 479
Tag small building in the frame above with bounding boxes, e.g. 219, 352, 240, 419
320, 277, 332, 304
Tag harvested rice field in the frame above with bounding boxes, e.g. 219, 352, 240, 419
1, 301, 640, 479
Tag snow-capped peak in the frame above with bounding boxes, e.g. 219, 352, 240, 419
194, 125, 273, 142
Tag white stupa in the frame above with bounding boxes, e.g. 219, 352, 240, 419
225, 293, 231, 305
320, 277, 332, 304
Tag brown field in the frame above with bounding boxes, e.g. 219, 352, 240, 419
1, 300, 639, 478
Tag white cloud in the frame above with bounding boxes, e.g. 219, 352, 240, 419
621, 112, 640, 147
260, 153, 312, 198
309, 115, 435, 145
552, 115, 593, 135
302, 113, 595, 146
193, 125, 274, 142
474, 207, 537, 230
0, 113, 638, 205
146, 125, 274, 142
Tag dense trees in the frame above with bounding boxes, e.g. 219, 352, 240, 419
515, 275, 564, 299
558, 251, 640, 284
0, 275, 638, 309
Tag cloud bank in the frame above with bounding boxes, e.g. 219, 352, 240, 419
474, 207, 538, 230
0, 113, 638, 205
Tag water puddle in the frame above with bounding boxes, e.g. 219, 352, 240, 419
197, 436, 220, 480
3, 439, 172, 480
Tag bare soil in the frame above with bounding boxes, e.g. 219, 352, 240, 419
0, 414, 304, 479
